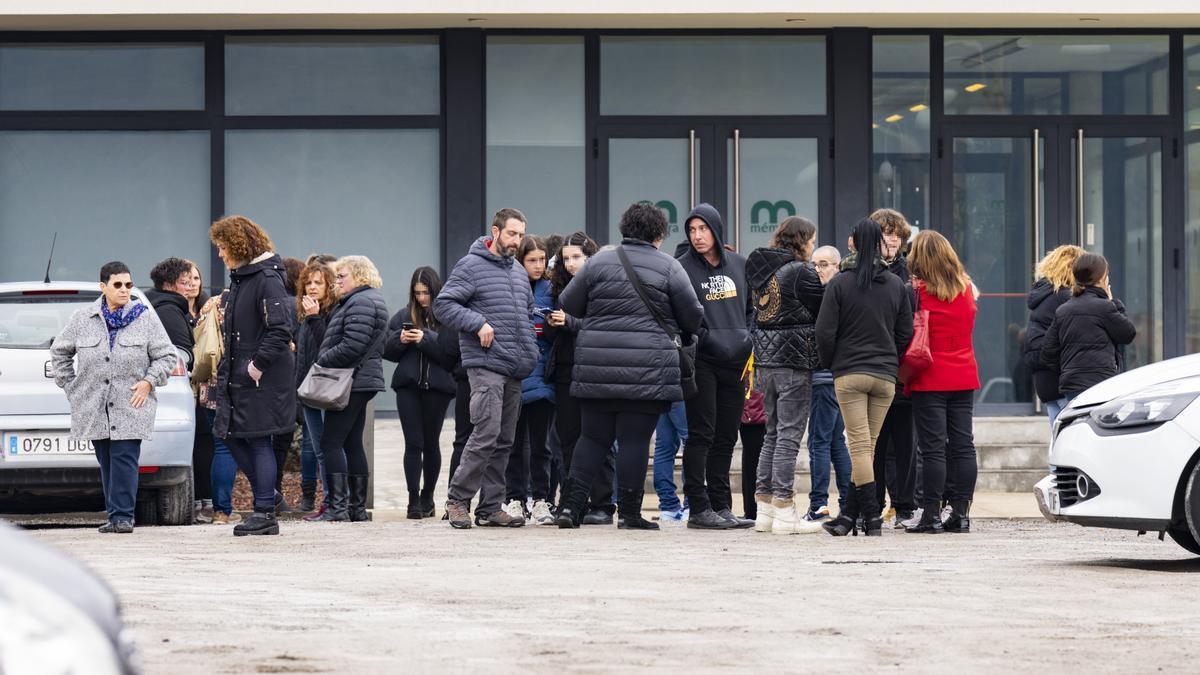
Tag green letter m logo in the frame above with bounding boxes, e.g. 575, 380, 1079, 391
751, 200, 796, 226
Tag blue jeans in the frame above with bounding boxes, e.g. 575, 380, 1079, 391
653, 401, 687, 512
302, 406, 328, 497
1044, 395, 1076, 426
227, 435, 277, 512
92, 438, 141, 524
206, 409, 238, 515
807, 382, 851, 513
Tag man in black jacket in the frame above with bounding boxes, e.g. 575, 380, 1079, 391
677, 203, 754, 530
145, 257, 195, 363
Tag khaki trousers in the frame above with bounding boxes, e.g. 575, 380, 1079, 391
833, 374, 896, 485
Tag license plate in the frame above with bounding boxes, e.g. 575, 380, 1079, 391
4, 432, 94, 459
1046, 488, 1062, 515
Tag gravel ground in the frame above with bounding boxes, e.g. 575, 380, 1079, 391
14, 516, 1200, 673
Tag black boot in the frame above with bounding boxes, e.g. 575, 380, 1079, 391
905, 503, 945, 534
314, 473, 350, 522
419, 490, 436, 518
858, 483, 883, 536
274, 489, 294, 514
300, 481, 317, 512
617, 488, 659, 531
348, 474, 371, 522
823, 482, 859, 537
407, 490, 422, 520
943, 500, 971, 533
234, 508, 279, 536
555, 477, 587, 529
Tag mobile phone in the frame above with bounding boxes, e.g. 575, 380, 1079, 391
401, 322, 415, 331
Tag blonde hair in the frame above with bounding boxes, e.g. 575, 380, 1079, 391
335, 256, 383, 289
1036, 245, 1084, 292
908, 230, 971, 303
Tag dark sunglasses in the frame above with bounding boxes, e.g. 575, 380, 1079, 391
107, 281, 135, 290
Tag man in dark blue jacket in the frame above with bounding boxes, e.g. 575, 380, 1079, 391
434, 208, 539, 529
676, 203, 754, 530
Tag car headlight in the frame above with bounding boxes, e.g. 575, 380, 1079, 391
1089, 377, 1200, 430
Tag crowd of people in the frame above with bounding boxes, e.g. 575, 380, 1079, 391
51, 202, 1138, 537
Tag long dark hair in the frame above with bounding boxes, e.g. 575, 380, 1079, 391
408, 266, 443, 330
1071, 252, 1109, 297
550, 231, 599, 299
851, 218, 885, 292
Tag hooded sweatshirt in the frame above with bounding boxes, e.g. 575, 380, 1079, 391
815, 257, 914, 382
676, 203, 752, 368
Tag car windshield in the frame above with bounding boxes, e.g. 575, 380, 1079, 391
0, 291, 100, 349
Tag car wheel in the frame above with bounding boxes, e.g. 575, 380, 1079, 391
155, 469, 194, 526
1179, 461, 1200, 556
135, 496, 159, 527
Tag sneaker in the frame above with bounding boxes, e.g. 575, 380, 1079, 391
717, 508, 755, 529
112, 520, 134, 534
446, 500, 472, 529
97, 522, 115, 534
803, 505, 831, 522
687, 508, 735, 530
657, 509, 686, 521
771, 498, 823, 535
194, 506, 214, 524
212, 512, 229, 525
900, 508, 924, 529
476, 510, 526, 527
893, 509, 915, 529
530, 500, 555, 525
753, 494, 775, 533
503, 499, 525, 520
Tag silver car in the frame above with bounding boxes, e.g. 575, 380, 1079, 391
0, 281, 196, 525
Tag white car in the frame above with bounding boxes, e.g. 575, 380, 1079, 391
1035, 353, 1200, 555
0, 281, 195, 525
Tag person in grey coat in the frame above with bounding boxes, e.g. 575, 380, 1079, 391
433, 207, 538, 529
51, 261, 178, 534
313, 255, 390, 523
553, 202, 705, 530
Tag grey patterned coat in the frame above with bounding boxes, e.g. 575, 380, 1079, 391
50, 297, 177, 441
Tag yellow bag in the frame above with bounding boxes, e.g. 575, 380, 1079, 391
191, 308, 223, 385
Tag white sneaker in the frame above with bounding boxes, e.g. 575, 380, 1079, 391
772, 498, 823, 535
503, 499, 525, 520
530, 500, 555, 525
753, 495, 775, 533
803, 505, 831, 522
900, 508, 924, 529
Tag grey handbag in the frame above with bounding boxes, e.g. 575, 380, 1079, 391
297, 363, 354, 411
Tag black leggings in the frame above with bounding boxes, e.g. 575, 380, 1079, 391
396, 388, 452, 497
873, 398, 916, 512
506, 399, 555, 502
321, 391, 375, 475
554, 383, 615, 511
568, 402, 658, 496
447, 378, 473, 491
739, 423, 765, 519
272, 431, 291, 493
192, 403, 214, 501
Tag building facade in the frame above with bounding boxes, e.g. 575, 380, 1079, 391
1, 4, 1198, 414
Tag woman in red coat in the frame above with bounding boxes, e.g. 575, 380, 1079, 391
903, 231, 980, 534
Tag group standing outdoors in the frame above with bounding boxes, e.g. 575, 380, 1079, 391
54, 197, 1136, 538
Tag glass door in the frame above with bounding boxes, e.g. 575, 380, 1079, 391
1064, 125, 1167, 371
939, 123, 1056, 412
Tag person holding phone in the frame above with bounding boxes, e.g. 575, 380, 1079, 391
384, 266, 455, 519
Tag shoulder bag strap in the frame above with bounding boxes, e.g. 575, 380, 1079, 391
616, 246, 681, 347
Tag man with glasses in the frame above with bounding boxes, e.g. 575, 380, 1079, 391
435, 208, 540, 529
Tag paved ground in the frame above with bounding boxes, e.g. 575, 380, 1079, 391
18, 517, 1200, 673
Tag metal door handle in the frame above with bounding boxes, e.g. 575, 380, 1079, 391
1076, 128, 1085, 246
733, 128, 741, 252
1032, 128, 1042, 415
688, 129, 696, 211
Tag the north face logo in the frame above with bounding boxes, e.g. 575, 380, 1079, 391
701, 275, 738, 302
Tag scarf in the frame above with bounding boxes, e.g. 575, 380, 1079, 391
100, 301, 148, 349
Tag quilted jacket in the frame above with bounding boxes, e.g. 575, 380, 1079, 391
746, 247, 825, 370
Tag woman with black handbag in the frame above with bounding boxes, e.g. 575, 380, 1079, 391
553, 203, 704, 530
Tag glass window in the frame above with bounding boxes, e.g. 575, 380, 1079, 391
225, 129, 440, 410
600, 36, 826, 116
726, 138, 820, 252
0, 43, 204, 111
225, 36, 440, 115
944, 36, 1169, 115
872, 36, 931, 231
486, 37, 585, 233
607, 138, 700, 251
1186, 37, 1200, 353
0, 131, 210, 285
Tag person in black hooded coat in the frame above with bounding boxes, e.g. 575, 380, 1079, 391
1022, 245, 1084, 423
675, 202, 754, 531
210, 216, 295, 537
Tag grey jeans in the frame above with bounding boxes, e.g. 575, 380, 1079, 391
447, 367, 523, 515
754, 367, 813, 500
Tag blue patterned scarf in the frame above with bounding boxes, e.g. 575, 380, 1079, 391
100, 301, 148, 349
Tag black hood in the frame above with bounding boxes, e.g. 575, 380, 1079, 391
230, 253, 286, 281
746, 247, 796, 289
1028, 277, 1057, 310
144, 287, 189, 314
682, 203, 727, 265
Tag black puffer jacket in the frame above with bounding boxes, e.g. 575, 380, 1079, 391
559, 239, 705, 401
144, 288, 194, 360
317, 286, 389, 393
294, 310, 329, 389
1022, 279, 1071, 371
383, 310, 456, 396
214, 253, 296, 439
543, 312, 581, 385
438, 324, 467, 383
1040, 286, 1137, 395
746, 247, 824, 370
